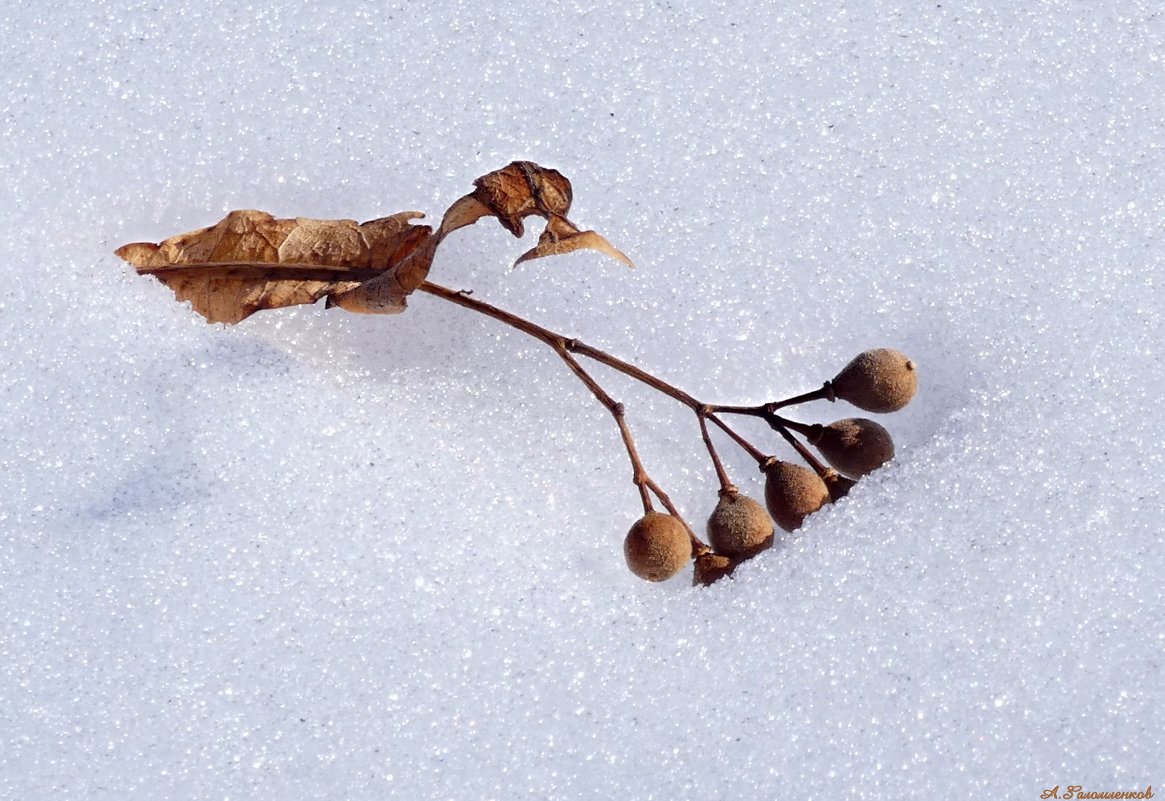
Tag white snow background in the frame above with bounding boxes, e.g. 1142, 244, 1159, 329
2, 2, 1162, 799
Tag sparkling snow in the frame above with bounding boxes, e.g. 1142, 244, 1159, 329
2, 2, 1162, 799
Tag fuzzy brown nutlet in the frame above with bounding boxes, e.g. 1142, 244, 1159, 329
706, 490, 775, 559
809, 417, 896, 478
624, 512, 692, 582
762, 459, 832, 532
829, 348, 917, 413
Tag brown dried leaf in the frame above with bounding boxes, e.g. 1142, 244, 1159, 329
117, 162, 634, 324
435, 194, 495, 239
471, 161, 573, 237
326, 232, 440, 314
513, 214, 635, 269
326, 163, 607, 311
118, 210, 429, 323
325, 192, 487, 314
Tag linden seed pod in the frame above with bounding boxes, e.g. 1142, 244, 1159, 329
706, 489, 775, 559
829, 348, 917, 413
623, 511, 692, 582
762, 459, 831, 532
822, 470, 858, 502
807, 417, 895, 478
693, 552, 740, 587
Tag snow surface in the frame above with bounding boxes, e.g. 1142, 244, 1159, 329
2, 2, 1163, 799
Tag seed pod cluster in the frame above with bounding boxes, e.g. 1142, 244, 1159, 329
623, 347, 917, 588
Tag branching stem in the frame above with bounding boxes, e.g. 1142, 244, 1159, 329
423, 281, 769, 482
420, 281, 712, 553
770, 420, 830, 476
709, 403, 834, 475
422, 281, 857, 550
551, 343, 653, 515
706, 414, 768, 466
419, 281, 701, 407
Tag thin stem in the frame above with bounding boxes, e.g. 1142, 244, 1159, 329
552, 342, 653, 514
417, 281, 714, 553
705, 403, 769, 418
567, 339, 700, 408
709, 381, 835, 417
706, 413, 769, 466
697, 410, 734, 494
552, 344, 707, 553
419, 281, 700, 408
420, 281, 564, 351
768, 417, 831, 476
770, 383, 834, 410
774, 414, 818, 440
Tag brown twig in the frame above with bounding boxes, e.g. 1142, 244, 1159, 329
771, 384, 835, 410
551, 342, 653, 512
551, 343, 708, 553
705, 402, 769, 418
418, 280, 803, 553
706, 414, 769, 466
697, 409, 734, 494
708, 379, 836, 418
421, 281, 709, 551
768, 416, 831, 476
419, 281, 701, 408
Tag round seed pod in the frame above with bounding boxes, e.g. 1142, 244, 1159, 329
762, 459, 831, 532
693, 552, 740, 587
706, 489, 775, 559
808, 417, 895, 478
623, 512, 692, 582
822, 470, 858, 502
829, 348, 917, 413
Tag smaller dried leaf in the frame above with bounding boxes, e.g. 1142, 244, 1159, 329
513, 214, 634, 269
328, 181, 534, 313
471, 161, 573, 237
435, 194, 495, 239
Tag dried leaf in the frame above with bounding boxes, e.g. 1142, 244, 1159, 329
471, 161, 573, 237
692, 552, 741, 587
118, 210, 429, 323
325, 190, 488, 314
435, 194, 495, 239
326, 163, 584, 311
117, 162, 634, 324
513, 214, 634, 269
325, 232, 439, 314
